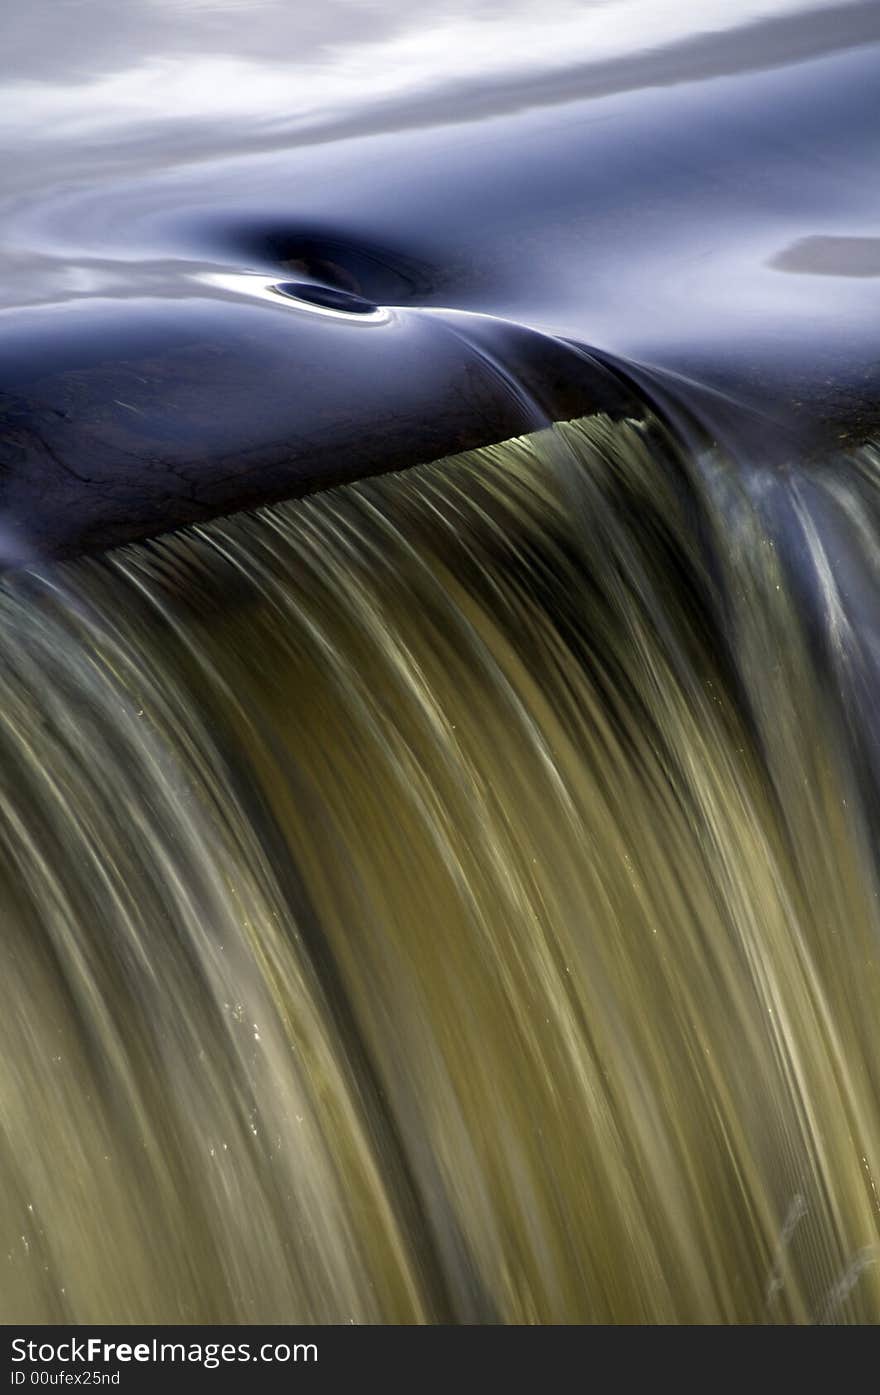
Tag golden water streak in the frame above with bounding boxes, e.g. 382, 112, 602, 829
1, 414, 879, 1322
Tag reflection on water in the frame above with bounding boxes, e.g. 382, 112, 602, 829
2, 0, 880, 1326
1, 0, 879, 392
4, 1, 863, 148
3, 414, 880, 1321
770, 237, 880, 278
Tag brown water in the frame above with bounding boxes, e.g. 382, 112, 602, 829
3, 412, 880, 1322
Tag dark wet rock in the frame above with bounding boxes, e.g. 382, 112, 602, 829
0, 298, 640, 566
272, 282, 379, 314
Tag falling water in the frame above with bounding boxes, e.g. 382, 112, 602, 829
2, 409, 880, 1322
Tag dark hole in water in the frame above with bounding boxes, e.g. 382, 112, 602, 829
272, 281, 379, 314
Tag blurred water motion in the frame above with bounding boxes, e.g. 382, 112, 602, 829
3, 0, 880, 1327
2, 413, 880, 1322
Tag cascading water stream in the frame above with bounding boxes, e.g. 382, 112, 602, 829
2, 409, 880, 1322
3, 0, 880, 1331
